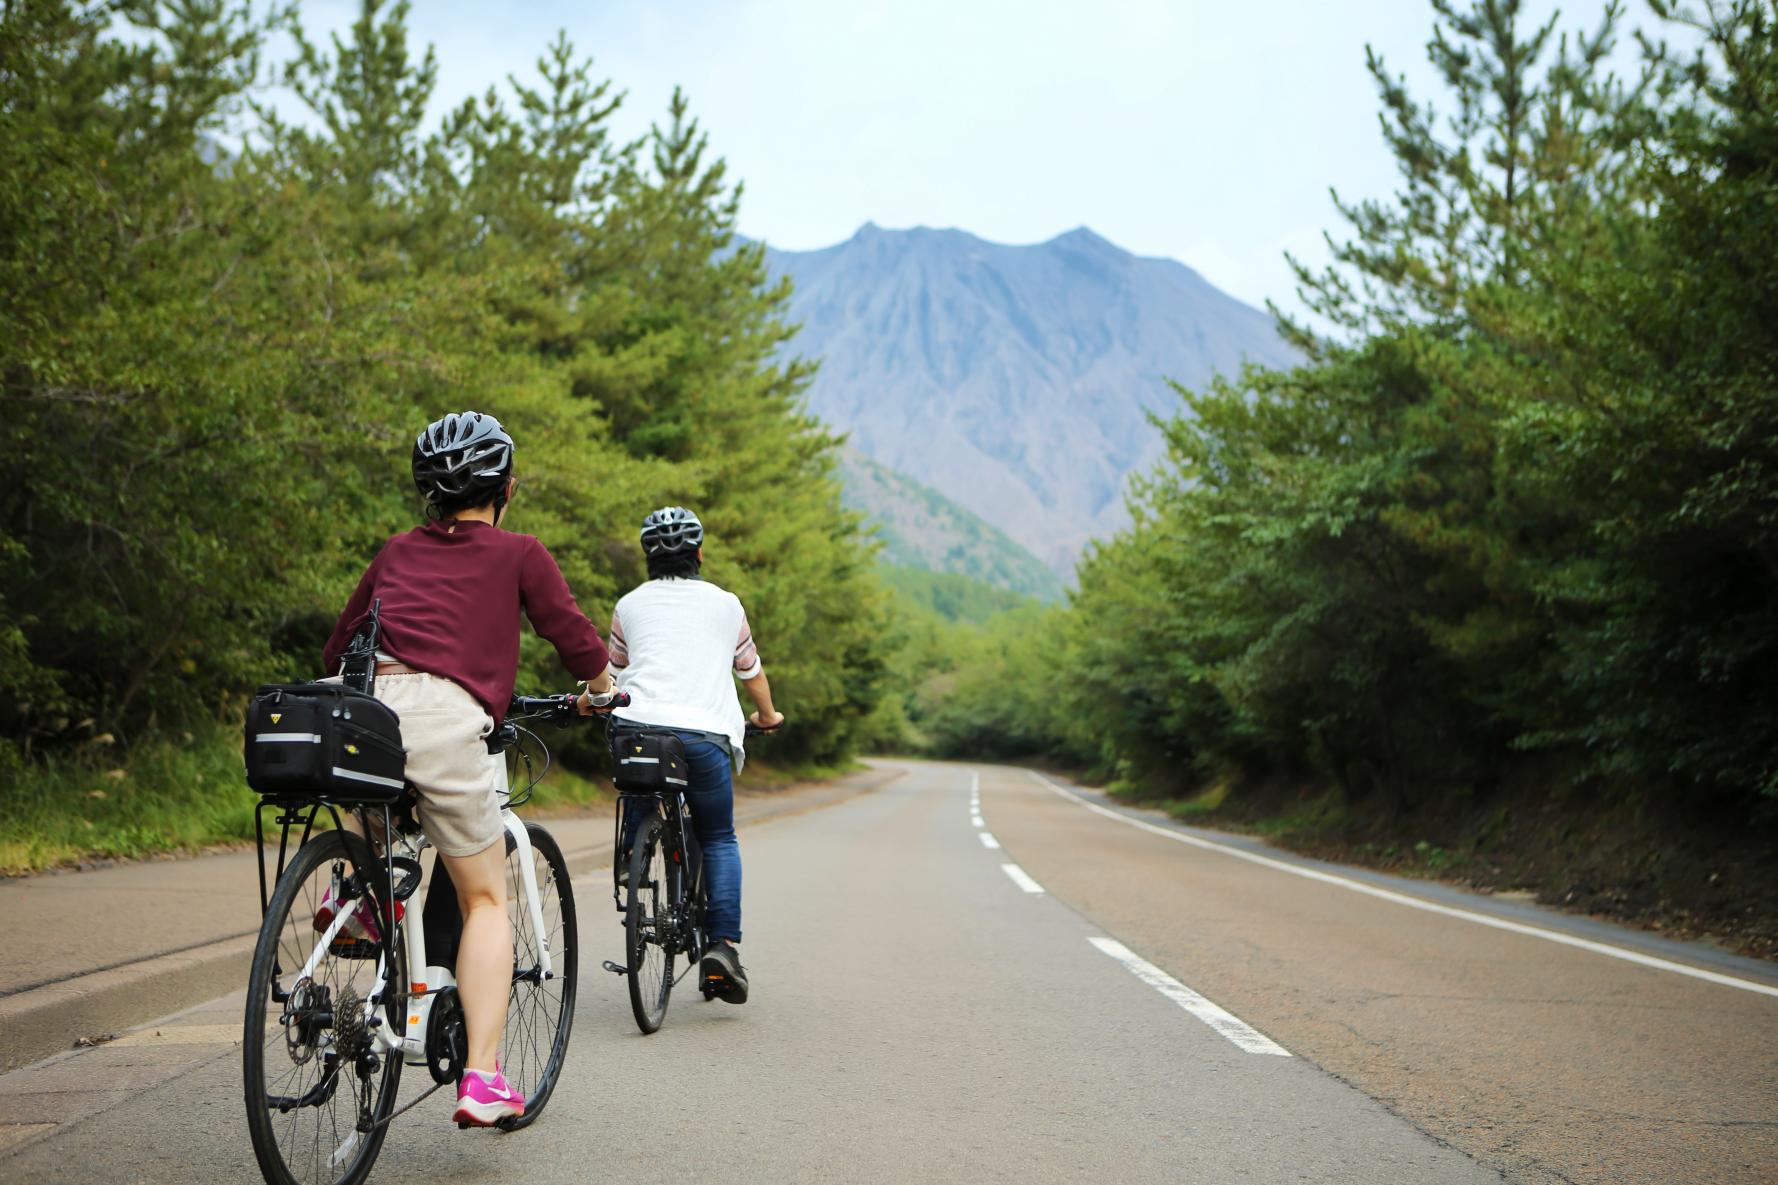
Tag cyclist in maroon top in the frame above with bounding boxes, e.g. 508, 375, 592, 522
322, 411, 615, 1127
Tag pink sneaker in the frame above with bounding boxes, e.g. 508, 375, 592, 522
453, 1068, 526, 1127
313, 885, 402, 945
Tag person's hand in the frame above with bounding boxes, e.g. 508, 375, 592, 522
749, 709, 785, 731
577, 689, 622, 716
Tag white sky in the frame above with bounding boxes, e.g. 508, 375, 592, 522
272, 0, 1628, 318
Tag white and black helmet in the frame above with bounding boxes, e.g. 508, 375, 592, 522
412, 412, 513, 509
639, 506, 704, 556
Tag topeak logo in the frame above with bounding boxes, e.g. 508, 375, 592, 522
345, 743, 359, 754
270, 713, 283, 724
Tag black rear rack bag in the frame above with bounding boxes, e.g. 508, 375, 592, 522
608, 727, 688, 794
245, 682, 406, 803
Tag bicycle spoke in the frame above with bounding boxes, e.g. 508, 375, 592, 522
246, 831, 402, 1185
497, 821, 577, 1126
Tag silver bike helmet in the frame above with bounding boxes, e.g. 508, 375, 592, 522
639, 506, 704, 556
412, 412, 513, 511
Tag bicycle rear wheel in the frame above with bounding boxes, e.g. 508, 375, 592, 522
244, 828, 404, 1185
625, 810, 674, 1033
499, 820, 577, 1129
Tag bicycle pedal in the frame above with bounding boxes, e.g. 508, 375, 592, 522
601, 960, 629, 976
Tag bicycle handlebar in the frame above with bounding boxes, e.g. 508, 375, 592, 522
508, 690, 631, 721
510, 690, 778, 742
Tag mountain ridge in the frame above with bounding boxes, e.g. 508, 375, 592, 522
766, 223, 1296, 574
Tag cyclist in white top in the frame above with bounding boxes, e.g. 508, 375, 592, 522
608, 507, 782, 1002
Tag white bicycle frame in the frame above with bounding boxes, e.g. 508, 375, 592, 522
369, 804, 552, 1062
271, 741, 554, 1061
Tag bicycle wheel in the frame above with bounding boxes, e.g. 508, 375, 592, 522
244, 828, 405, 1185
499, 820, 577, 1129
625, 809, 674, 1034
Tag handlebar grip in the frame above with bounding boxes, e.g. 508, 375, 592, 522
507, 690, 630, 716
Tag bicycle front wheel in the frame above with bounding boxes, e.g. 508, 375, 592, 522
243, 828, 405, 1185
500, 820, 577, 1129
625, 811, 674, 1033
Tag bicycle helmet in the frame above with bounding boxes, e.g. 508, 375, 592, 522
412, 412, 514, 513
639, 506, 704, 555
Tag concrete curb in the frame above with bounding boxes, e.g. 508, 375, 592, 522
0, 765, 898, 1074
0, 934, 258, 1073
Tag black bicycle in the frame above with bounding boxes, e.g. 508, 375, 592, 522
241, 688, 617, 1185
607, 721, 777, 1034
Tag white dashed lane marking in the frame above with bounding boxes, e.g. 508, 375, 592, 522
1089, 937, 1290, 1056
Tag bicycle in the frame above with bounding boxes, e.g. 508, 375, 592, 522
241, 689, 616, 1185
605, 719, 777, 1034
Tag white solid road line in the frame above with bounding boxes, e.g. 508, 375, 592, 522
1088, 936, 1292, 1056
1001, 863, 1045, 894
1031, 772, 1778, 1001
979, 831, 1001, 849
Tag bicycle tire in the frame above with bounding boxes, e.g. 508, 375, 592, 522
498, 821, 577, 1129
244, 829, 405, 1185
625, 810, 674, 1033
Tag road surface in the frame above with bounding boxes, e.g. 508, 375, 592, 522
2, 760, 1774, 1184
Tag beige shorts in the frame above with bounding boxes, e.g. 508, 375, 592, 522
365, 673, 506, 857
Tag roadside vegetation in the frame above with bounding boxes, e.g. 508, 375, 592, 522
903, 0, 1778, 954
8, 0, 1775, 946
0, 0, 895, 871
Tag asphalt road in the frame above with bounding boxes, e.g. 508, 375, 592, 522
3, 760, 1774, 1184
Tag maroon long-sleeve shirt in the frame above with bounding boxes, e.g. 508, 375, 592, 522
321, 520, 610, 724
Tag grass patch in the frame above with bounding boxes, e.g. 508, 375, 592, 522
513, 759, 611, 815
1164, 777, 1233, 818
0, 725, 259, 875
1, 724, 859, 876
1241, 788, 1348, 838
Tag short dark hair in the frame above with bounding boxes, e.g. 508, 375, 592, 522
423, 478, 508, 521
646, 548, 701, 581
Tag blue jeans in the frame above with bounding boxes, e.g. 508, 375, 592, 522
620, 733, 742, 943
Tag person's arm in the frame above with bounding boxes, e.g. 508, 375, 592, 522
518, 537, 612, 692
320, 551, 382, 675
607, 607, 629, 671
734, 608, 783, 729
574, 608, 626, 715
742, 670, 782, 730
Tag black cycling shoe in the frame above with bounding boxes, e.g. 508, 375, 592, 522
699, 939, 749, 1004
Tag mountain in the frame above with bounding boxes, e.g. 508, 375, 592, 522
767, 224, 1297, 574
839, 449, 1063, 602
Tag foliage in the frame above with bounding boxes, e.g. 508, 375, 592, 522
0, 0, 890, 848
921, 0, 1778, 822
876, 566, 1037, 626
838, 451, 1065, 601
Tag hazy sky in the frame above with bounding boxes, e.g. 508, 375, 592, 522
276, 0, 1624, 317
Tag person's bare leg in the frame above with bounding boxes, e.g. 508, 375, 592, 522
441, 840, 510, 1072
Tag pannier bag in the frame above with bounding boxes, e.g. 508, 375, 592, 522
609, 728, 688, 794
245, 682, 407, 803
